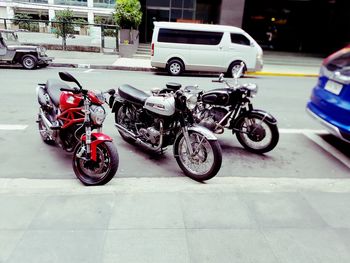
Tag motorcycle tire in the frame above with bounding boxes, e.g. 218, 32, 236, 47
235, 113, 279, 154
37, 113, 55, 145
72, 141, 119, 186
174, 131, 222, 182
115, 105, 136, 144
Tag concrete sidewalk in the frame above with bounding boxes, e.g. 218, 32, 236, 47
46, 49, 323, 77
1, 177, 350, 263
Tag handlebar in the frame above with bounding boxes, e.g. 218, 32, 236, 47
60, 87, 80, 93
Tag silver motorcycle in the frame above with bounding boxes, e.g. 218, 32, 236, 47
108, 83, 222, 181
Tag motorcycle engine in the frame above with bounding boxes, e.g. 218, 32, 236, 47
199, 107, 228, 133
139, 126, 160, 145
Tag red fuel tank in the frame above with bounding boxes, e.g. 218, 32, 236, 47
59, 92, 83, 111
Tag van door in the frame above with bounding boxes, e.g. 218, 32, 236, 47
223, 32, 256, 70
187, 31, 225, 72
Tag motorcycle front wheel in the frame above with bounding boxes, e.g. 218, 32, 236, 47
235, 113, 279, 154
72, 141, 119, 186
174, 131, 222, 181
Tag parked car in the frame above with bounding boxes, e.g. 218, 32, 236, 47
151, 22, 263, 77
306, 45, 350, 142
0, 29, 53, 69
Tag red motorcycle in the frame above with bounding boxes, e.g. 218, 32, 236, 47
36, 72, 119, 185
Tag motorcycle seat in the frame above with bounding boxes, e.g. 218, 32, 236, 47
46, 79, 71, 106
118, 84, 150, 105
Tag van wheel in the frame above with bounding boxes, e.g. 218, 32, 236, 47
228, 61, 246, 78
21, 55, 38, 70
167, 59, 184, 76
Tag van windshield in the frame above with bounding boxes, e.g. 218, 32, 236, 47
158, 28, 223, 45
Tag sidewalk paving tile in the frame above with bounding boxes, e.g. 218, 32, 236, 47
187, 229, 279, 263
103, 229, 190, 263
302, 192, 350, 228
181, 192, 257, 229
108, 193, 184, 229
263, 228, 350, 263
29, 194, 115, 230
0, 230, 25, 263
7, 230, 106, 263
0, 195, 46, 230
240, 192, 327, 228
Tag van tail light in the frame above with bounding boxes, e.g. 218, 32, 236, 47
151, 43, 154, 56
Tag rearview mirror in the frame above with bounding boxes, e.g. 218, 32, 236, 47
59, 72, 82, 89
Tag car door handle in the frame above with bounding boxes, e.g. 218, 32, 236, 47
219, 46, 223, 50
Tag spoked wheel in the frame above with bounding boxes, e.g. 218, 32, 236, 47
115, 105, 136, 144
73, 142, 119, 186
37, 113, 55, 145
235, 113, 279, 154
174, 131, 222, 181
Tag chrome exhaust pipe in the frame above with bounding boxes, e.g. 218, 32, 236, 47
115, 123, 163, 152
39, 108, 53, 130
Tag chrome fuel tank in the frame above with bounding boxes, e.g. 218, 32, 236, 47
144, 95, 175, 116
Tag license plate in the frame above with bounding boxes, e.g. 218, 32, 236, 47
324, 80, 343, 95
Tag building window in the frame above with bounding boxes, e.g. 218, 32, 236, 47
54, 0, 87, 6
93, 0, 115, 8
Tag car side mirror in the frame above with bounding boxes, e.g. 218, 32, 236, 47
59, 72, 82, 89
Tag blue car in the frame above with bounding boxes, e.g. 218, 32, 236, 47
307, 45, 350, 142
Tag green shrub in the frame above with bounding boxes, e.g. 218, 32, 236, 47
113, 0, 142, 29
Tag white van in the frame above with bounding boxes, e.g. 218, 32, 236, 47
151, 22, 263, 77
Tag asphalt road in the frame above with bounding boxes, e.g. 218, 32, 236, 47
0, 67, 349, 181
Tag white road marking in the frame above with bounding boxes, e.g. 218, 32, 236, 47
279, 128, 328, 134
84, 69, 94, 73
0, 125, 28, 130
303, 131, 350, 169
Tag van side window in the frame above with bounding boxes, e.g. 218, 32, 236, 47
158, 28, 223, 45
230, 33, 250, 46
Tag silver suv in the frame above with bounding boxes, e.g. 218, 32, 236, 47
0, 29, 53, 69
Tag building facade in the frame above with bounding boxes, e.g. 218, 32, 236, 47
0, 0, 348, 53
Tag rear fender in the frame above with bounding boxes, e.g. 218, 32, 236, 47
231, 109, 277, 133
81, 132, 113, 161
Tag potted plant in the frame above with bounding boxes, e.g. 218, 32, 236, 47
113, 0, 142, 57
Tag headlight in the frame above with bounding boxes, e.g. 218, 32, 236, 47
90, 105, 106, 125
37, 46, 46, 56
186, 94, 198, 110
243, 83, 258, 96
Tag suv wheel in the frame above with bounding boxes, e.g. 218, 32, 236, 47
167, 59, 184, 76
21, 55, 38, 70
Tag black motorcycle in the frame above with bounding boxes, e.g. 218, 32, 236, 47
183, 63, 279, 154
108, 83, 222, 181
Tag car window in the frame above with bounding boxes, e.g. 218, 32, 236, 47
158, 28, 223, 45
326, 52, 350, 76
230, 33, 250, 46
2, 32, 19, 44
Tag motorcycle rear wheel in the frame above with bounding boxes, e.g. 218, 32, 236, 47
174, 131, 222, 181
235, 113, 279, 154
73, 141, 119, 186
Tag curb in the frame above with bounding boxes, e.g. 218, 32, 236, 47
50, 63, 319, 77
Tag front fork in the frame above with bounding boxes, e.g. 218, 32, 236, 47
76, 98, 111, 162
